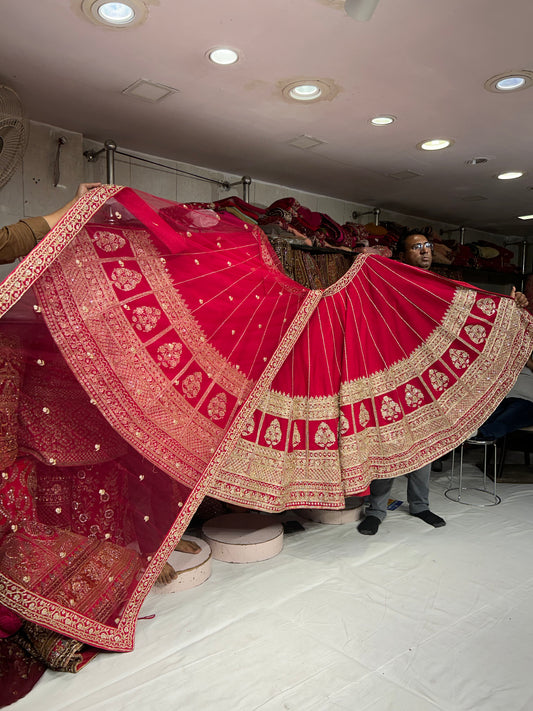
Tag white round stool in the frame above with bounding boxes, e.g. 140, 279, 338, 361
301, 496, 364, 524
152, 535, 212, 594
202, 513, 283, 563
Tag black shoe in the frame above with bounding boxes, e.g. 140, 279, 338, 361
411, 510, 446, 528
357, 516, 381, 535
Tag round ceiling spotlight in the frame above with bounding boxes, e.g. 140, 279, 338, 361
207, 48, 240, 65
370, 115, 396, 126
81, 0, 148, 27
497, 171, 524, 180
417, 138, 454, 151
281, 79, 337, 104
484, 70, 533, 93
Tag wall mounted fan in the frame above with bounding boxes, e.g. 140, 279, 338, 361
0, 84, 29, 189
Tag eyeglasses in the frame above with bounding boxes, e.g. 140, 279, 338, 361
409, 241, 433, 251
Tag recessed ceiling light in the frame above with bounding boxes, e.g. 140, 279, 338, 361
208, 48, 239, 65
484, 71, 533, 93
289, 84, 322, 101
81, 0, 148, 27
518, 214, 533, 220
497, 171, 524, 180
281, 79, 337, 104
417, 139, 453, 151
370, 115, 395, 126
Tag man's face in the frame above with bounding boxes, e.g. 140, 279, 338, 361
400, 234, 433, 269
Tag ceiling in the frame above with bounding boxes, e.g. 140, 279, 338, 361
1, 0, 533, 237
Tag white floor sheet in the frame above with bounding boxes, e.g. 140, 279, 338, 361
11, 465, 533, 711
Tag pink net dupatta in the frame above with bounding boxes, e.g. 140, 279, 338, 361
0, 186, 532, 652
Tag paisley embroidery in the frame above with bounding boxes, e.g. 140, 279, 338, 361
110, 267, 141, 292
404, 384, 424, 408
182, 372, 202, 399
207, 392, 227, 421
429, 369, 450, 391
476, 298, 496, 316
93, 231, 126, 252
381, 396, 401, 421
292, 423, 301, 447
157, 342, 183, 369
132, 306, 161, 333
315, 422, 336, 448
465, 324, 487, 344
450, 348, 470, 369
359, 403, 370, 428
339, 413, 350, 435
265, 419, 282, 447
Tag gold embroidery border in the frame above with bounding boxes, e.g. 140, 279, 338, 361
0, 186, 124, 319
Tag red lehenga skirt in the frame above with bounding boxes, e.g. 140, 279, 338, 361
1, 186, 532, 657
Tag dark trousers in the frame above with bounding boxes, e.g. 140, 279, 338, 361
479, 397, 533, 440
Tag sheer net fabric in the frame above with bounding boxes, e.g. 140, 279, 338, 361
0, 186, 532, 653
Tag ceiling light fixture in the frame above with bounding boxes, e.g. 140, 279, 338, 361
370, 115, 395, 126
465, 157, 489, 166
417, 139, 453, 151
289, 84, 322, 101
484, 70, 533, 93
497, 171, 524, 180
208, 48, 239, 65
281, 79, 336, 104
81, 0, 148, 27
518, 214, 533, 220
344, 0, 380, 21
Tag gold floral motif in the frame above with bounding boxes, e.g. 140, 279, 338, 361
110, 267, 142, 292
476, 297, 496, 316
132, 306, 161, 332
265, 419, 282, 446
339, 413, 350, 435
465, 324, 487, 344
359, 403, 370, 427
182, 371, 202, 398
93, 231, 126, 252
450, 348, 470, 369
381, 396, 401, 421
208, 392, 227, 421
429, 369, 450, 392
292, 423, 301, 447
404, 384, 424, 408
244, 418, 255, 436
315, 421, 336, 448
157, 342, 183, 368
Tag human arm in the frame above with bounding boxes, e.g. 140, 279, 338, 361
0, 183, 101, 264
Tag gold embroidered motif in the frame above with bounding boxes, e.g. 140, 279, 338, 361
182, 372, 202, 398
292, 423, 301, 447
132, 306, 161, 332
94, 231, 126, 252
381, 396, 401, 421
359, 403, 370, 427
465, 324, 487, 344
450, 348, 470, 369
404, 384, 424, 408
476, 298, 496, 316
110, 267, 142, 291
265, 419, 282, 446
429, 369, 450, 391
315, 422, 336, 448
157, 342, 183, 368
244, 418, 255, 436
339, 413, 350, 435
208, 392, 227, 421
